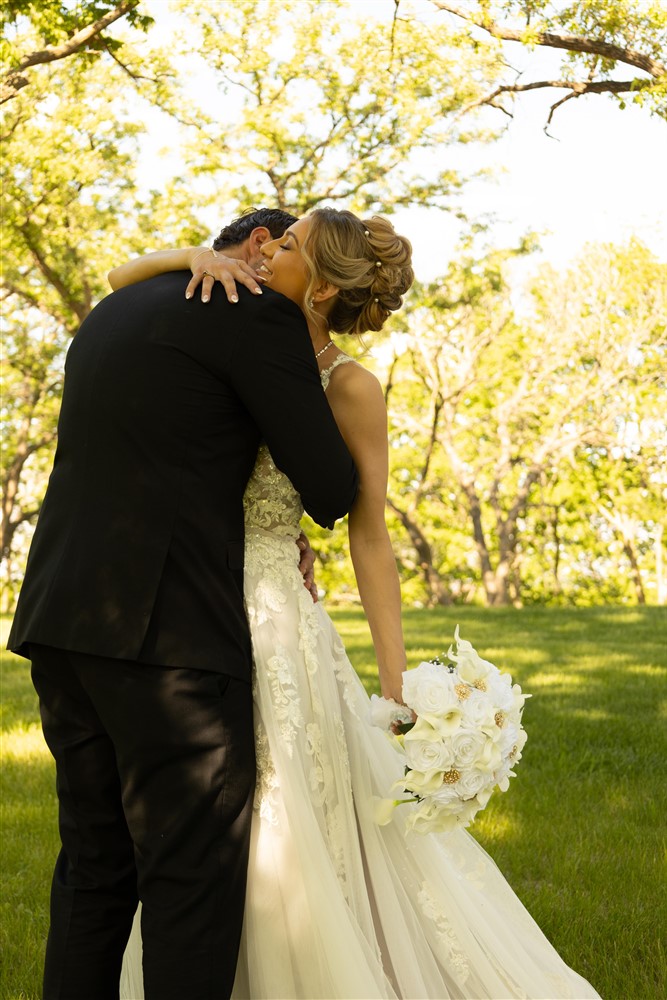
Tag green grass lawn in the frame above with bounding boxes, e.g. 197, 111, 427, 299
2, 606, 666, 1000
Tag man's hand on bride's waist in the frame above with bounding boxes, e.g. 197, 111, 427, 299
185, 247, 266, 304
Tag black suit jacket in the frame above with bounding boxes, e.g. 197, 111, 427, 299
8, 273, 358, 678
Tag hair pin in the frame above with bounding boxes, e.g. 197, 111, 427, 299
364, 229, 370, 236
376, 261, 382, 267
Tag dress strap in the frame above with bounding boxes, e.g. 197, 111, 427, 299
320, 353, 359, 391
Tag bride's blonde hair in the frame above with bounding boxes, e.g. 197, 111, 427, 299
301, 208, 414, 335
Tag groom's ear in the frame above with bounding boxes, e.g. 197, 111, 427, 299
247, 226, 272, 256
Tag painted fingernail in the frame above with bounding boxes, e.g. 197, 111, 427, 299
231, 295, 238, 303
185, 292, 192, 299
202, 295, 209, 303
253, 287, 263, 294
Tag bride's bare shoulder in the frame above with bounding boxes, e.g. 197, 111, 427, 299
328, 357, 382, 397
326, 358, 386, 427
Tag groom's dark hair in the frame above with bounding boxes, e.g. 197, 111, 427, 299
212, 207, 298, 250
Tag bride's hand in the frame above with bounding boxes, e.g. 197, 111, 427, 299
185, 248, 266, 304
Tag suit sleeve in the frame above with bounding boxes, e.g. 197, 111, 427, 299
228, 292, 359, 529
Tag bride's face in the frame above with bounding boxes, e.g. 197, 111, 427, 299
258, 217, 312, 308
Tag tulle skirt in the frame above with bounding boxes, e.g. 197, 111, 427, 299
121, 531, 600, 999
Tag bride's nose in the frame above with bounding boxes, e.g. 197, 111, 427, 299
260, 238, 277, 260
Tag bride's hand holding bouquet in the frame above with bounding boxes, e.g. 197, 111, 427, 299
371, 627, 529, 834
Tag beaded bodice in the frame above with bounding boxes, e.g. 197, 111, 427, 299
243, 354, 357, 539
243, 444, 304, 539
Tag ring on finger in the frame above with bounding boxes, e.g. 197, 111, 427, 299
202, 270, 212, 277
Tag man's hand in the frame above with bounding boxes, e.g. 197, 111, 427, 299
296, 532, 318, 603
185, 248, 266, 303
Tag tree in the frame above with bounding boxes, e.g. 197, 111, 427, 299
1, 0, 153, 104
381, 240, 666, 606
428, 0, 667, 128
0, 59, 209, 606
172, 0, 505, 214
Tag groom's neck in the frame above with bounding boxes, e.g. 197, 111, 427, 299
221, 241, 250, 264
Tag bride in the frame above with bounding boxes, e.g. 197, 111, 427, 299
111, 208, 600, 999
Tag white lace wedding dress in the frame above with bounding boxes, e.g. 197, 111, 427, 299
121, 355, 600, 999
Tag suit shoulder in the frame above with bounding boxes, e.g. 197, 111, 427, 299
235, 286, 305, 323
233, 288, 310, 347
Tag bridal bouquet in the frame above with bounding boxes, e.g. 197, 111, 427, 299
370, 626, 529, 834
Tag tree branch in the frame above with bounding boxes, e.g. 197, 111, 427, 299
458, 76, 651, 119
431, 2, 666, 78
18, 226, 88, 327
102, 39, 158, 85
2, 0, 140, 104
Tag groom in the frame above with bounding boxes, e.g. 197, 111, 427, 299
8, 208, 358, 1000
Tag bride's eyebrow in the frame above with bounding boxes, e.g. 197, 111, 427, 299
283, 230, 299, 246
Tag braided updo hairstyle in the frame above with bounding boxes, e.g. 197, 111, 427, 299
301, 208, 414, 336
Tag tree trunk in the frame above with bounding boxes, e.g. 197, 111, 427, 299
622, 537, 646, 605
464, 489, 499, 605
386, 500, 452, 606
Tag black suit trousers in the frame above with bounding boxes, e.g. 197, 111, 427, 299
30, 646, 256, 1000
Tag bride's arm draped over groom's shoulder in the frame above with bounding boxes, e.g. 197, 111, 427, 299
108, 246, 264, 302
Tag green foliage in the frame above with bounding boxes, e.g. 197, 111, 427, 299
176, 0, 503, 213
1, 1, 665, 609
0, 53, 209, 604
438, 0, 667, 119
504, 0, 667, 64
2, 0, 153, 62
366, 239, 667, 607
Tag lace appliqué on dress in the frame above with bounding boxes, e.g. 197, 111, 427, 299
254, 720, 280, 826
265, 648, 303, 755
320, 352, 360, 392
331, 632, 362, 718
417, 882, 470, 985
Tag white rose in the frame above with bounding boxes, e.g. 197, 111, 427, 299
462, 691, 497, 732
486, 671, 514, 712
404, 738, 455, 773
456, 770, 487, 798
429, 784, 462, 809
402, 663, 459, 718
450, 728, 488, 768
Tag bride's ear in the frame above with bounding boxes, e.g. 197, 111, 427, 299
312, 281, 339, 306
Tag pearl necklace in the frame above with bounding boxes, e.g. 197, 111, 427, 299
314, 340, 335, 360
